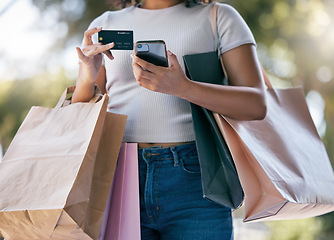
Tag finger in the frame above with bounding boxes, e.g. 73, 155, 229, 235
167, 50, 180, 69
132, 57, 154, 81
103, 50, 114, 60
131, 54, 158, 73
83, 27, 102, 45
132, 62, 153, 80
83, 43, 103, 51
85, 43, 114, 56
76, 47, 87, 63
104, 42, 115, 51
132, 73, 152, 89
100, 42, 115, 60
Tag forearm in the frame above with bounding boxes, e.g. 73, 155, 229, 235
71, 65, 97, 103
72, 63, 104, 103
178, 45, 267, 120
179, 80, 267, 120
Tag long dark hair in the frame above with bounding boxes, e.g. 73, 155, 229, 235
112, 0, 214, 8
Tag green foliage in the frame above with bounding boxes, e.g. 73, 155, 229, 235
31, 0, 118, 50
317, 212, 334, 240
0, 70, 75, 152
229, 0, 334, 86
267, 218, 322, 240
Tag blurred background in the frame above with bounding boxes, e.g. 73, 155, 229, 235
0, 0, 333, 239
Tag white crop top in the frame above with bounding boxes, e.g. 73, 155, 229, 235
84, 2, 256, 143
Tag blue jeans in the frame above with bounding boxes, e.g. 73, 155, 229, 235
138, 142, 233, 240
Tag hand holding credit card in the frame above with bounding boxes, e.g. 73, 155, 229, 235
98, 30, 134, 50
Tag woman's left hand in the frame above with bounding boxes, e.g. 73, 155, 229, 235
131, 50, 189, 96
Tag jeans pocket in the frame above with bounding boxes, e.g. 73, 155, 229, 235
180, 155, 201, 175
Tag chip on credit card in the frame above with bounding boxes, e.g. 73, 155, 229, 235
98, 30, 133, 50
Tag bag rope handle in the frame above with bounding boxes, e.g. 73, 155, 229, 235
56, 85, 103, 108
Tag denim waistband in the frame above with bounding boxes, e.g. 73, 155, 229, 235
138, 141, 197, 162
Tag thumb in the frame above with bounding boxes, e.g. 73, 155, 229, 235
167, 50, 180, 68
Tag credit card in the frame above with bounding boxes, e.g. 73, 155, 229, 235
98, 30, 133, 50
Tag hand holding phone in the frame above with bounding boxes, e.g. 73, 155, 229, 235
134, 40, 168, 67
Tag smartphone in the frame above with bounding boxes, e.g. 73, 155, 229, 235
135, 40, 168, 67
98, 30, 133, 50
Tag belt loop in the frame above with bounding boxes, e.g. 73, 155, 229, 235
141, 149, 149, 163
170, 146, 179, 166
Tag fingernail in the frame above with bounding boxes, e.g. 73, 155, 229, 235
167, 50, 173, 56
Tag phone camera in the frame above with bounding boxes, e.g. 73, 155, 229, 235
136, 44, 149, 53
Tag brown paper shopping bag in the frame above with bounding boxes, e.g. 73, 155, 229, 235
214, 80, 334, 222
0, 87, 127, 239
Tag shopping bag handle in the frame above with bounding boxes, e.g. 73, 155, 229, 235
210, 3, 273, 90
260, 66, 273, 89
55, 85, 103, 108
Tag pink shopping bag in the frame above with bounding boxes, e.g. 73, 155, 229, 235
99, 143, 141, 240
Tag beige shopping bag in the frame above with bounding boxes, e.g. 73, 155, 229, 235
0, 87, 127, 239
214, 81, 334, 222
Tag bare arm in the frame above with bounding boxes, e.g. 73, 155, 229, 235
72, 27, 114, 103
131, 44, 267, 120
180, 44, 266, 120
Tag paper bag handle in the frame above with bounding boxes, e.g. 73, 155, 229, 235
210, 3, 273, 90
55, 85, 103, 108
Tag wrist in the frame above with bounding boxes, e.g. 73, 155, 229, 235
79, 63, 101, 84
71, 83, 95, 103
80, 61, 101, 76
175, 77, 195, 100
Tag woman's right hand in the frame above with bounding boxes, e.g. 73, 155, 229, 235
76, 27, 115, 75
72, 27, 112, 103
